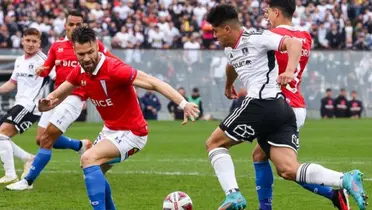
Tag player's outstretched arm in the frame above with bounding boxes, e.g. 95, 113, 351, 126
38, 81, 75, 112
133, 70, 200, 124
0, 80, 17, 94
277, 38, 302, 85
224, 64, 238, 99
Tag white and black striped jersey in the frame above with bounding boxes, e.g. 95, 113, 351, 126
10, 51, 55, 115
224, 28, 285, 99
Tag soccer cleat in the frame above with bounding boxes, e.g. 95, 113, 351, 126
5, 179, 33, 190
342, 170, 368, 210
0, 176, 19, 184
21, 155, 35, 179
332, 189, 350, 210
218, 192, 247, 210
78, 139, 92, 156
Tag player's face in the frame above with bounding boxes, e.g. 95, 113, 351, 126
266, 6, 280, 28
212, 25, 233, 48
65, 15, 84, 40
22, 35, 40, 55
74, 41, 99, 73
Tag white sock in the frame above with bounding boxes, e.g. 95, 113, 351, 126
0, 134, 16, 177
10, 141, 32, 162
209, 148, 239, 195
296, 163, 343, 187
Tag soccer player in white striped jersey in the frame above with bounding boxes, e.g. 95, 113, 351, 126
205, 4, 367, 210
0, 28, 55, 184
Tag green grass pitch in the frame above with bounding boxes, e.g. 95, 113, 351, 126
0, 119, 371, 210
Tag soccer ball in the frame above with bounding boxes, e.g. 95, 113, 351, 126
163, 191, 193, 210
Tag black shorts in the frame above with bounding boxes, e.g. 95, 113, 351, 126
219, 97, 298, 157
0, 105, 39, 134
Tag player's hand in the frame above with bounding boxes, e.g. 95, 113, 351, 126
182, 102, 200, 125
55, 60, 61, 66
224, 85, 238, 100
38, 96, 59, 112
35, 66, 49, 76
277, 71, 294, 85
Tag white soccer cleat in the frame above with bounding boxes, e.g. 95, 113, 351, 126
5, 179, 33, 190
78, 139, 92, 156
0, 176, 19, 184
21, 155, 35, 179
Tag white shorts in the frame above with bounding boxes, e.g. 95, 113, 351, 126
94, 126, 148, 163
38, 95, 84, 133
292, 108, 307, 131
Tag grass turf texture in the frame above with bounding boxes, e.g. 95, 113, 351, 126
0, 120, 371, 210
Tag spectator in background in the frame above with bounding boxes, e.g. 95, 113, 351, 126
167, 87, 187, 120
230, 87, 247, 113
334, 88, 349, 118
141, 90, 161, 120
320, 88, 335, 118
188, 87, 203, 119
348, 90, 363, 118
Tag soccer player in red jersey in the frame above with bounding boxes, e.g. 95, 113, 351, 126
252, 1, 366, 210
6, 10, 117, 191
36, 27, 200, 210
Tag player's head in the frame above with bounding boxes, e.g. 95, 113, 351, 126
22, 28, 41, 56
351, 90, 357, 99
206, 4, 241, 48
340, 88, 346, 96
266, 0, 296, 28
65, 10, 84, 40
178, 87, 185, 96
71, 26, 99, 73
326, 88, 332, 97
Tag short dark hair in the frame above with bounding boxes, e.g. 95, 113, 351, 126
192, 87, 199, 93
71, 26, 96, 45
351, 90, 357, 94
326, 88, 332, 92
267, 0, 296, 18
67, 9, 84, 19
23, 28, 40, 38
206, 4, 239, 27
340, 88, 346, 92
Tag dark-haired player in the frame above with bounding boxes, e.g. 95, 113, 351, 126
0, 28, 53, 184
205, 4, 367, 210
37, 27, 199, 210
6, 10, 117, 191
252, 1, 351, 210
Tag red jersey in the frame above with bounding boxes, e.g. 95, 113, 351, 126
39, 38, 108, 99
270, 25, 312, 108
67, 54, 148, 136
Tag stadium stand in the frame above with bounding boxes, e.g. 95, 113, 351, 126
0, 0, 372, 50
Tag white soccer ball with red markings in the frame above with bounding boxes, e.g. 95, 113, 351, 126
163, 191, 193, 210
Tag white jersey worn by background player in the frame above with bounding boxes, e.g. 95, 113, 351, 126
11, 51, 56, 116
0, 51, 55, 184
224, 28, 285, 99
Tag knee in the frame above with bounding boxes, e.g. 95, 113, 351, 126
205, 136, 225, 152
276, 165, 298, 181
39, 133, 54, 149
252, 146, 268, 162
81, 151, 99, 168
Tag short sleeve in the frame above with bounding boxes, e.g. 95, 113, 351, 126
10, 59, 19, 82
66, 66, 81, 86
250, 30, 285, 51
111, 61, 138, 85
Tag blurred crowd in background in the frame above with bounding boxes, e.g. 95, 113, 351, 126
1, 0, 372, 50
